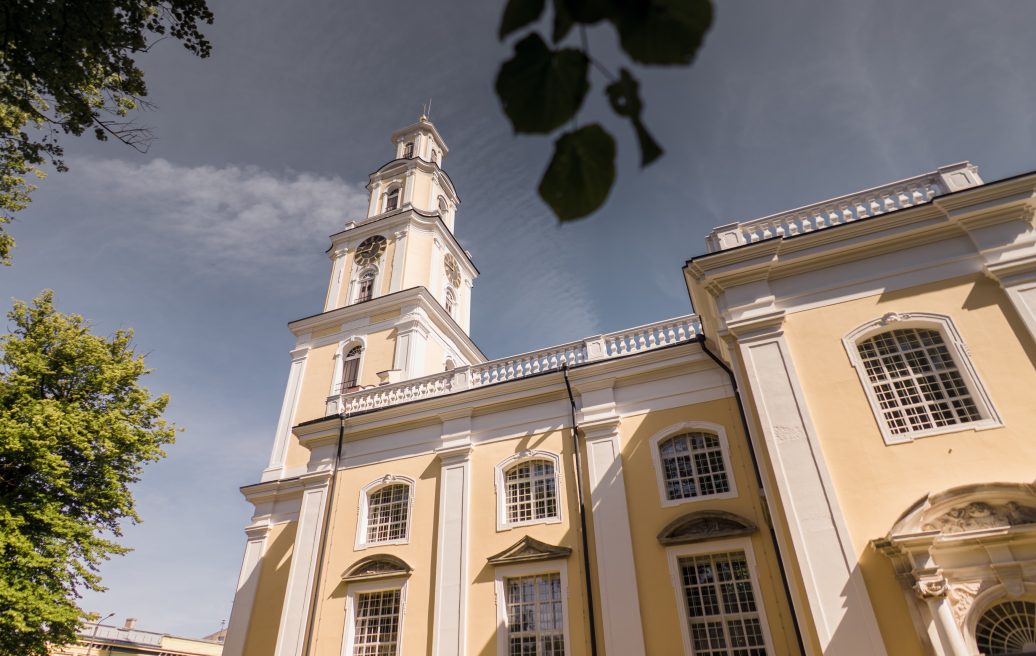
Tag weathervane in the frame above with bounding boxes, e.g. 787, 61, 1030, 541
421, 98, 433, 121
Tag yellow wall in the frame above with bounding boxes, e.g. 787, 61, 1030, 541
243, 521, 297, 656
781, 273, 1036, 652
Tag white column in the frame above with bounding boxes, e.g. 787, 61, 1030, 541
222, 524, 271, 656
403, 170, 415, 207
274, 477, 330, 656
389, 230, 407, 293
324, 249, 348, 312
262, 346, 309, 482
366, 181, 382, 217
915, 577, 970, 656
733, 318, 886, 654
392, 315, 428, 379
579, 412, 647, 656
432, 436, 472, 656
985, 261, 1036, 345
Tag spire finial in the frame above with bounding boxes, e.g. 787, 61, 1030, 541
420, 98, 432, 123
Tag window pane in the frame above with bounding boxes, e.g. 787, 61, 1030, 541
353, 589, 401, 656
367, 484, 409, 543
505, 573, 565, 656
659, 432, 731, 500
504, 460, 558, 524
679, 551, 768, 656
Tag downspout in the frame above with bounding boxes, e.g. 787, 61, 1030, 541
561, 364, 600, 656
301, 413, 347, 656
696, 334, 807, 655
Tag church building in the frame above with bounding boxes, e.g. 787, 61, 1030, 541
222, 117, 1036, 656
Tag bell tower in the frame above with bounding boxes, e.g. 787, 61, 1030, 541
312, 116, 481, 394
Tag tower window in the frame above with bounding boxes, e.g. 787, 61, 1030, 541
385, 188, 399, 212
444, 288, 456, 316
404, 142, 414, 159
431, 148, 439, 165
342, 346, 362, 391
357, 269, 376, 303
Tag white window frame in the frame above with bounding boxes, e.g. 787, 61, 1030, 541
842, 312, 1002, 445
648, 421, 738, 508
493, 560, 571, 656
348, 265, 380, 305
328, 337, 367, 397
494, 450, 564, 532
355, 475, 415, 551
444, 287, 457, 317
964, 583, 1036, 655
666, 537, 775, 656
341, 578, 408, 656
383, 186, 401, 212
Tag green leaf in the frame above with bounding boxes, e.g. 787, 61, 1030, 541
610, 0, 713, 66
495, 33, 590, 134
499, 0, 546, 39
538, 124, 617, 221
552, 0, 575, 42
605, 68, 664, 166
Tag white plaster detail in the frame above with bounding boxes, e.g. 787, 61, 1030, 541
432, 444, 472, 656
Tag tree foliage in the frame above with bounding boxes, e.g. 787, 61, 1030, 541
496, 0, 713, 221
0, 291, 176, 655
0, 0, 214, 264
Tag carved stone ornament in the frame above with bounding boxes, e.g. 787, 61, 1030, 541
914, 576, 948, 599
921, 502, 1036, 534
487, 536, 572, 566
657, 511, 756, 546
879, 312, 911, 326
948, 581, 982, 627
342, 554, 412, 582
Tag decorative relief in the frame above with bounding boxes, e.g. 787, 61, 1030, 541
914, 575, 948, 599
657, 511, 756, 546
487, 536, 572, 565
879, 312, 911, 326
948, 581, 982, 626
773, 425, 806, 444
922, 502, 1036, 533
342, 554, 412, 582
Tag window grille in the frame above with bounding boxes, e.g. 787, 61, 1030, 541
366, 484, 410, 544
659, 432, 730, 500
404, 142, 414, 159
505, 460, 558, 524
679, 551, 767, 656
342, 346, 362, 390
505, 573, 565, 656
975, 600, 1036, 656
353, 589, 401, 656
857, 328, 981, 436
386, 189, 399, 211
445, 288, 456, 316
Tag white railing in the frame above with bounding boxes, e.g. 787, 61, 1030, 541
332, 314, 702, 414
705, 162, 983, 252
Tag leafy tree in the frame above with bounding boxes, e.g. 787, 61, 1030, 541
0, 291, 176, 656
496, 0, 713, 220
0, 0, 214, 264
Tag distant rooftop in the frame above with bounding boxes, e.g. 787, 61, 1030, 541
705, 162, 983, 253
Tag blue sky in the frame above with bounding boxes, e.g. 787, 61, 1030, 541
3, 0, 1036, 638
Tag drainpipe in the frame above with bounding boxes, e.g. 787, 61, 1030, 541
696, 333, 807, 655
561, 364, 600, 656
301, 414, 347, 656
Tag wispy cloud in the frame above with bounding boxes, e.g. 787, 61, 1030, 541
68, 157, 369, 275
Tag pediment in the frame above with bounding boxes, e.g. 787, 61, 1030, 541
487, 536, 572, 566
342, 555, 412, 582
890, 483, 1036, 537
657, 511, 756, 546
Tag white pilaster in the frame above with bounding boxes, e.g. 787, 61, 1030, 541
432, 420, 472, 656
274, 477, 330, 656
403, 170, 415, 207
915, 577, 970, 656
732, 316, 886, 654
366, 181, 382, 217
263, 346, 310, 482
222, 524, 271, 656
324, 249, 348, 312
574, 380, 647, 656
389, 230, 408, 293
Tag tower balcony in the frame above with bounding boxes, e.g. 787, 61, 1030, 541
705, 162, 983, 252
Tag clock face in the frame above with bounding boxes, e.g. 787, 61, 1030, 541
354, 235, 386, 266
444, 254, 461, 287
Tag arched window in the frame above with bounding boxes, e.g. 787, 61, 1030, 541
385, 188, 399, 212
844, 313, 1001, 444
437, 196, 448, 216
496, 455, 560, 529
444, 288, 456, 316
357, 269, 376, 303
403, 142, 414, 159
975, 600, 1036, 655
356, 477, 415, 549
658, 432, 732, 501
341, 346, 362, 391
431, 148, 439, 165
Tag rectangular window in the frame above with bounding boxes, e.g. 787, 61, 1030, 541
353, 589, 401, 656
505, 573, 565, 656
679, 551, 767, 656
366, 485, 410, 544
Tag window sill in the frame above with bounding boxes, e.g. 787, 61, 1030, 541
658, 488, 739, 509
882, 418, 1004, 445
496, 516, 563, 533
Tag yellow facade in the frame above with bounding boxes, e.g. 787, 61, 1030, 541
224, 123, 1036, 656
